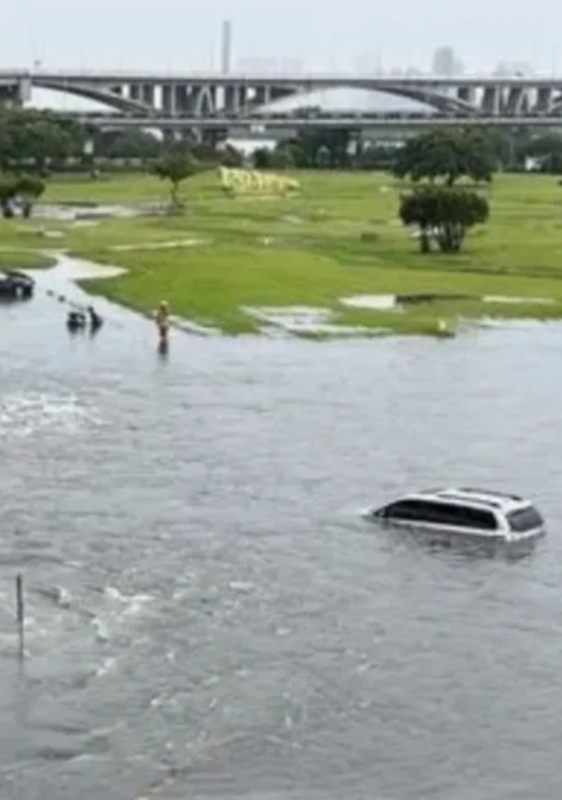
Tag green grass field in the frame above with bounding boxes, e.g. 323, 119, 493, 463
2, 169, 562, 336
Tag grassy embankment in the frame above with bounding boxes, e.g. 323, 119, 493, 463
2, 170, 562, 335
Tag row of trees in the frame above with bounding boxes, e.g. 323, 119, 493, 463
0, 108, 85, 173
0, 105, 555, 251
0, 108, 81, 217
253, 128, 562, 175
5, 103, 562, 175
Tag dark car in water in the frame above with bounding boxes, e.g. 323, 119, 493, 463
0, 271, 35, 300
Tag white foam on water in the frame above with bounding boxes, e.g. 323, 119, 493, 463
91, 618, 110, 643
169, 316, 221, 337
229, 581, 254, 594
96, 656, 118, 677
104, 586, 153, 619
0, 391, 99, 438
35, 586, 72, 609
121, 594, 153, 618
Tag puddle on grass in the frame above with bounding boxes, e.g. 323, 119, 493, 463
340, 293, 558, 312
483, 295, 556, 306
43, 254, 126, 282
33, 203, 167, 222
341, 295, 398, 311
243, 306, 383, 337
109, 239, 208, 252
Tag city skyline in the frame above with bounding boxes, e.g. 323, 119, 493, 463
4, 0, 562, 76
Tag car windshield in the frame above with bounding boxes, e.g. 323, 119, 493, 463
507, 506, 543, 532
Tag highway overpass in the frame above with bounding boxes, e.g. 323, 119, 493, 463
3, 69, 562, 120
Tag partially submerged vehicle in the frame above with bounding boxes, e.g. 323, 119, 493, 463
368, 488, 545, 555
0, 270, 35, 300
67, 310, 87, 331
67, 306, 103, 333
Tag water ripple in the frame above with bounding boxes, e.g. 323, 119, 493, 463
1, 288, 562, 798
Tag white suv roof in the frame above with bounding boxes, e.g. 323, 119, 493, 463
412, 488, 530, 514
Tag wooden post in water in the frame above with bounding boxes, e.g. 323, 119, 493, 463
16, 574, 24, 659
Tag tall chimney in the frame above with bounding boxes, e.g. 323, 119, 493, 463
221, 20, 232, 75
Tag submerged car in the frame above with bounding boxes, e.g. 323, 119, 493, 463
368, 488, 545, 554
0, 270, 34, 300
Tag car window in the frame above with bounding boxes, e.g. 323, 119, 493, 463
507, 506, 543, 532
383, 500, 421, 520
384, 500, 497, 529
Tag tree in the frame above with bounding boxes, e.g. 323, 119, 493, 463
152, 151, 198, 209
94, 129, 162, 161
520, 134, 562, 173
0, 177, 18, 218
355, 143, 399, 171
16, 176, 45, 218
0, 175, 46, 218
253, 147, 272, 170
278, 128, 352, 169
400, 185, 489, 254
392, 129, 496, 186
219, 144, 244, 168
0, 108, 85, 173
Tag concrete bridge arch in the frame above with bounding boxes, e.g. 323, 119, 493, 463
32, 78, 155, 116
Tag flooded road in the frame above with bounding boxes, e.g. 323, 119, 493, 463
2, 270, 562, 799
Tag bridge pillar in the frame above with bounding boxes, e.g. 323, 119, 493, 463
189, 86, 217, 116
162, 84, 176, 116
481, 86, 500, 115
457, 86, 475, 105
238, 86, 247, 111
224, 85, 237, 113
175, 85, 189, 116
535, 87, 552, 113
255, 85, 272, 106
142, 84, 155, 107
505, 86, 523, 115
0, 77, 31, 106
129, 83, 140, 101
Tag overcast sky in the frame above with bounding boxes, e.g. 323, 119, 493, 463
3, 0, 562, 74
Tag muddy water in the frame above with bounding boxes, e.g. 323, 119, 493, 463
1, 267, 562, 799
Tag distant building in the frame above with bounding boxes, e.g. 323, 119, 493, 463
493, 61, 532, 77
432, 47, 464, 76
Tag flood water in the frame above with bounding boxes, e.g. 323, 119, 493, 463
2, 269, 562, 800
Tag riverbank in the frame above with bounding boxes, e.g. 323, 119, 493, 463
2, 170, 562, 336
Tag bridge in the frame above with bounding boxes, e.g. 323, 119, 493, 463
3, 70, 562, 134
67, 112, 562, 135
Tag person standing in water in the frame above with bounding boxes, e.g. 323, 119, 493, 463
155, 301, 170, 344
87, 305, 103, 332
